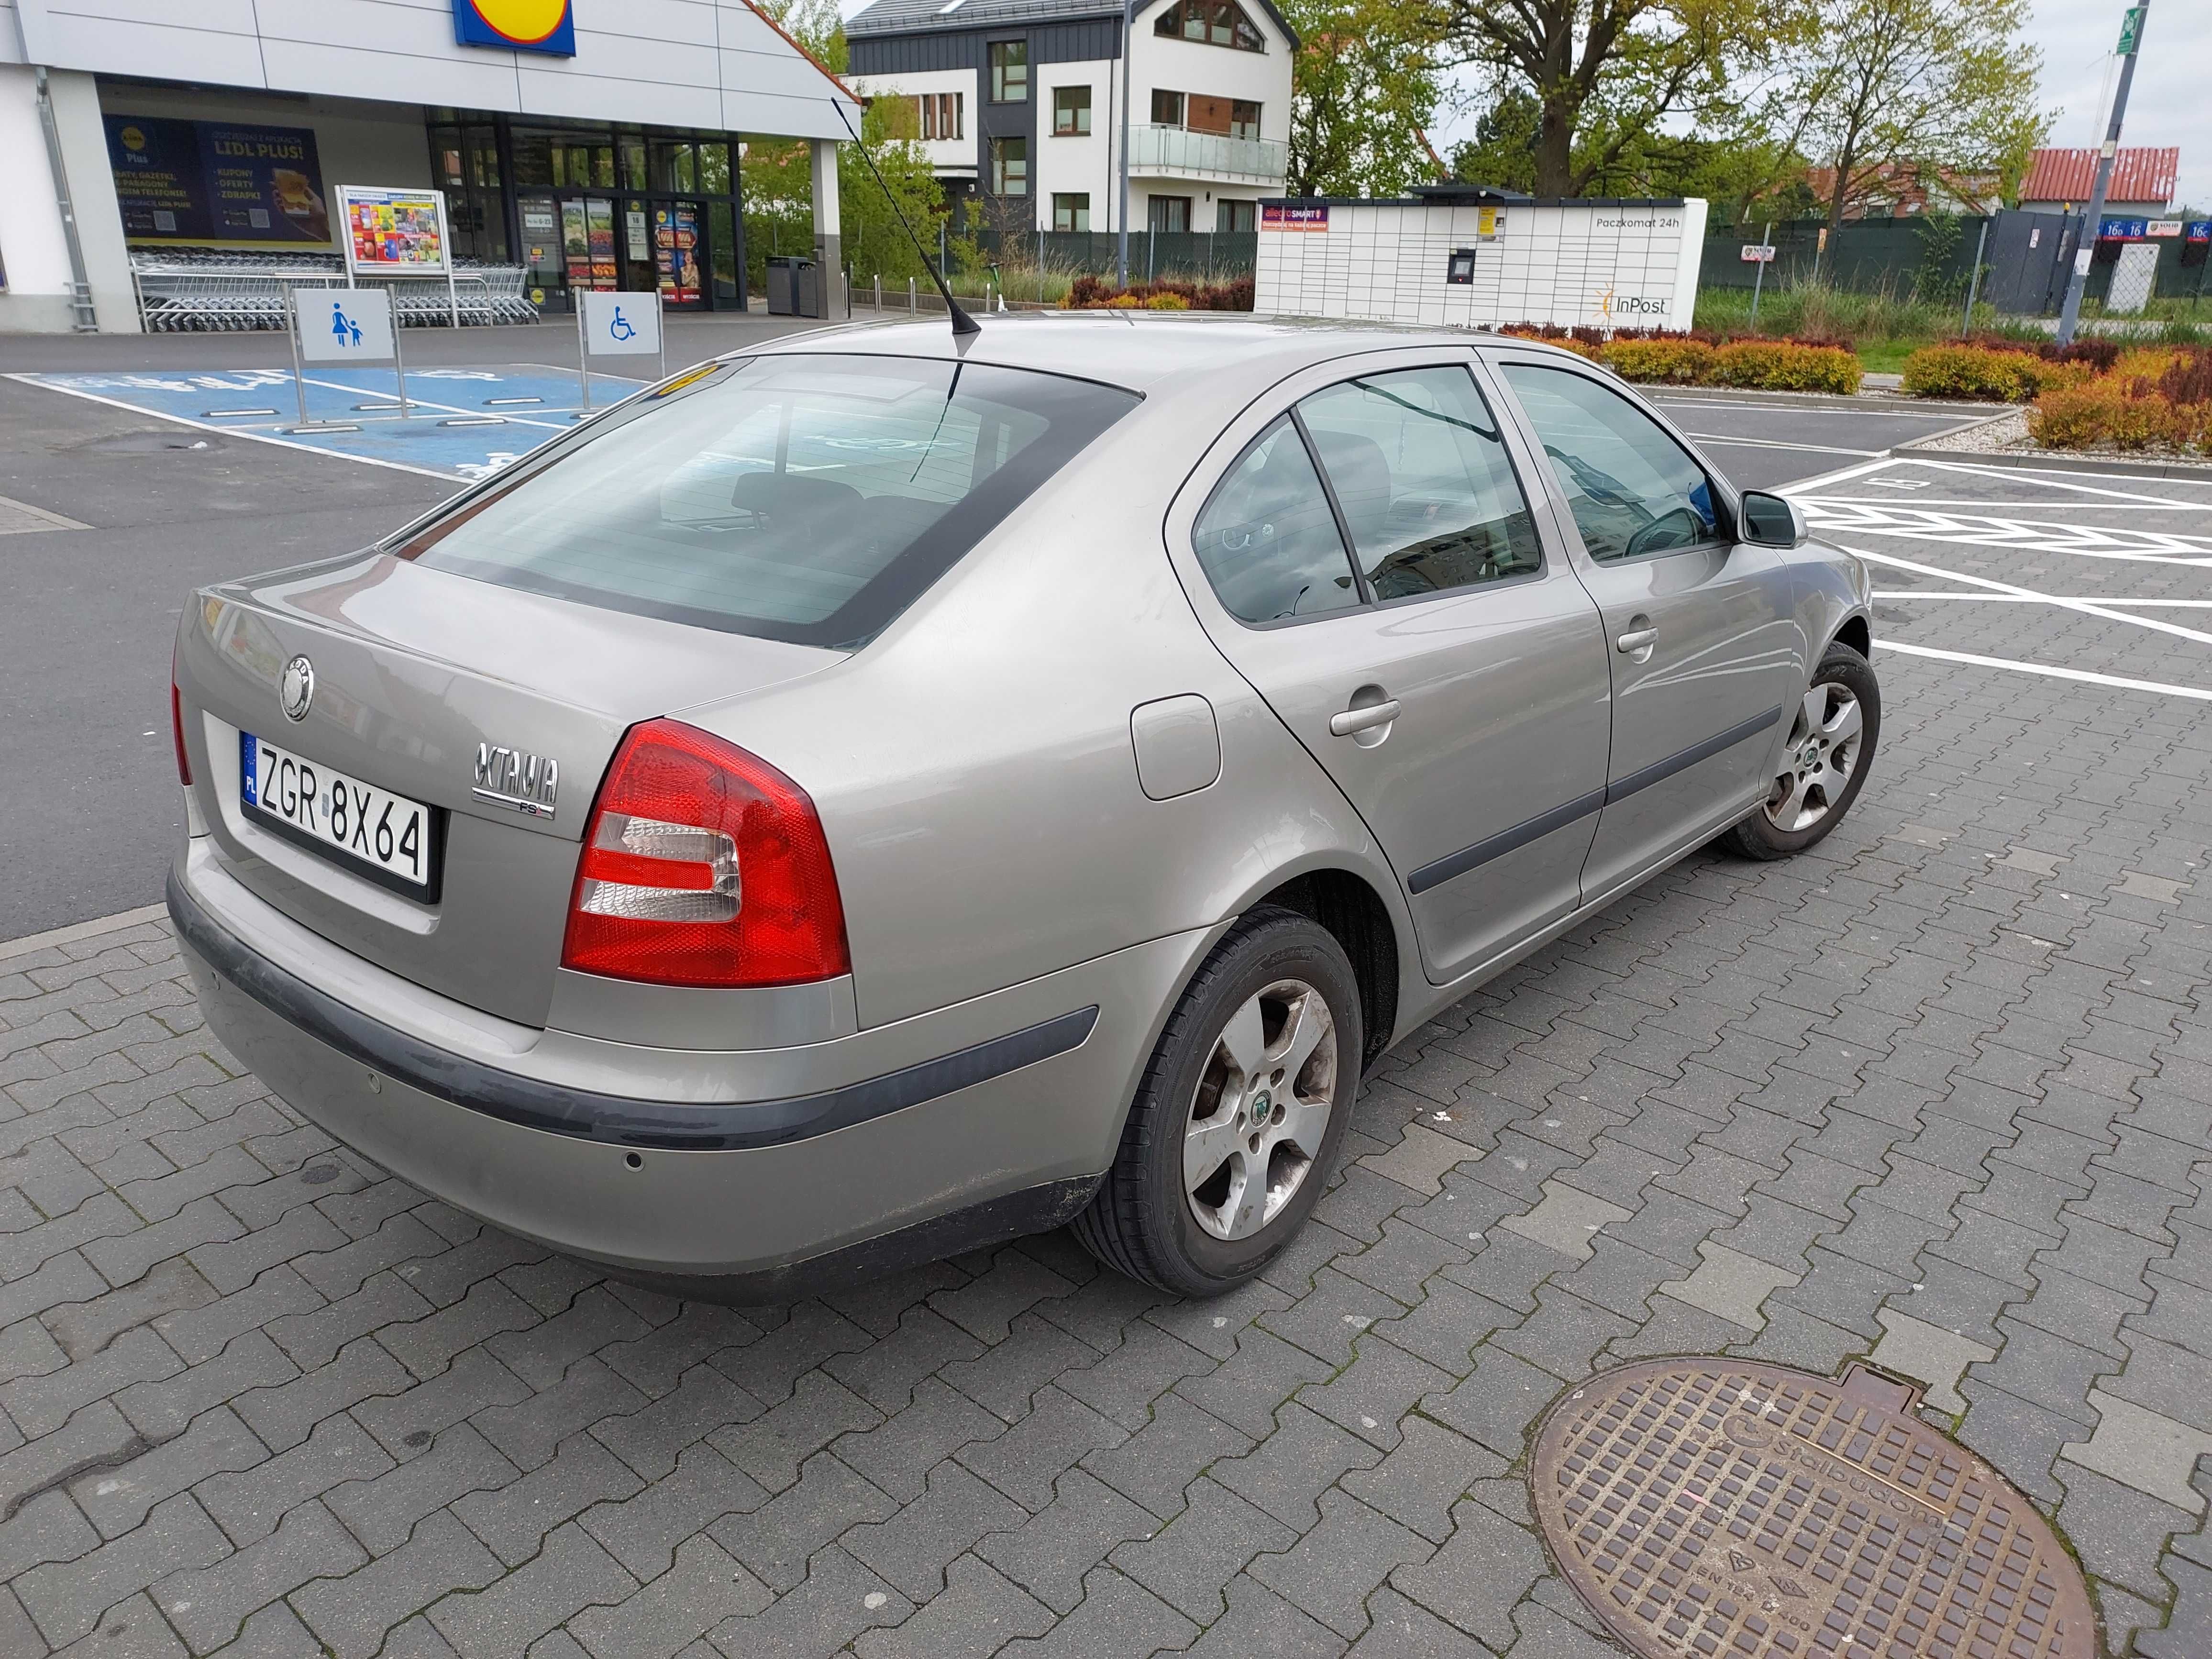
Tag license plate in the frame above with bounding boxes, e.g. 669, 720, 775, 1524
240, 732, 439, 896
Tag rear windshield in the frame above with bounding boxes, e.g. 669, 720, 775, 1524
392, 354, 1140, 648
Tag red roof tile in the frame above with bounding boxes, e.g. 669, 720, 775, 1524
2020, 146, 2180, 207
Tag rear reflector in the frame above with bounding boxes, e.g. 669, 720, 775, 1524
171, 671, 192, 786
562, 719, 850, 988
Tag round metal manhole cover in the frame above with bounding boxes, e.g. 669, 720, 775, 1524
1530, 1360, 2095, 1659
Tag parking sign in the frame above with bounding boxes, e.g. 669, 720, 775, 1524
295, 288, 396, 363
580, 291, 662, 357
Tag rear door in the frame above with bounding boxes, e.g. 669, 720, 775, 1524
1166, 352, 1614, 984
1491, 358, 1804, 900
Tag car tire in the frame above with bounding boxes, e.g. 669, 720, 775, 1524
1723, 640, 1880, 862
1073, 906, 1362, 1297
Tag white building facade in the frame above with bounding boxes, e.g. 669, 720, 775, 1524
845, 0, 1293, 241
0, 0, 858, 332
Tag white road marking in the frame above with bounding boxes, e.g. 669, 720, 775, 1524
1779, 455, 1908, 494
1803, 500, 2212, 561
1842, 543, 2212, 651
1903, 457, 2212, 507
1681, 433, 1886, 457
1816, 498, 2212, 510
1879, 641, 2212, 703
1876, 591, 2212, 608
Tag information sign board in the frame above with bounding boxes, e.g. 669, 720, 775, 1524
295, 288, 396, 364
107, 116, 330, 248
1740, 244, 1777, 263
579, 292, 662, 357
340, 187, 452, 276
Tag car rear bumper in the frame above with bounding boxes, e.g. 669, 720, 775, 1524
170, 840, 1213, 1295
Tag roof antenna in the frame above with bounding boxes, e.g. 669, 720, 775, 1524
835, 101, 979, 337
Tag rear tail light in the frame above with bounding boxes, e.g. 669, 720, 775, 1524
561, 719, 850, 988
171, 663, 192, 786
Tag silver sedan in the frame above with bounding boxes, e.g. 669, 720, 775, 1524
168, 317, 1876, 1300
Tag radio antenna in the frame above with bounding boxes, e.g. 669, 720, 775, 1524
835, 101, 978, 337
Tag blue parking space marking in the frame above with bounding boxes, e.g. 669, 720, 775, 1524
7, 365, 654, 482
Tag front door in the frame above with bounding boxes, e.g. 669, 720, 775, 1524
1177, 359, 1614, 984
1494, 359, 1804, 901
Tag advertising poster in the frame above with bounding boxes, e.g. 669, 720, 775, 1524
654, 206, 700, 305
586, 199, 618, 287
561, 199, 591, 288
340, 187, 450, 274
1261, 204, 1329, 232
106, 116, 330, 247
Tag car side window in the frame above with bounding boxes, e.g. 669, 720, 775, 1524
1499, 364, 1719, 564
1295, 367, 1543, 601
1192, 415, 1361, 623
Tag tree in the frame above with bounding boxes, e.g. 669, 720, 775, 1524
1279, 0, 1446, 199
1439, 0, 1772, 198
1781, 0, 2047, 232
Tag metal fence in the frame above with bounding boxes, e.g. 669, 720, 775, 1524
128, 251, 538, 332
1699, 211, 2211, 313
972, 229, 1260, 282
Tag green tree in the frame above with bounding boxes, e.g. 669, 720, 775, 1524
1279, 0, 1445, 198
1778, 0, 2048, 232
1439, 0, 1774, 199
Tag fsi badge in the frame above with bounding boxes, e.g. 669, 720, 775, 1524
452, 0, 575, 55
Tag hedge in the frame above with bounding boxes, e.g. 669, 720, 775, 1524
1066, 275, 1251, 311
1899, 344, 2094, 402
1601, 338, 1714, 384
1597, 336, 1859, 394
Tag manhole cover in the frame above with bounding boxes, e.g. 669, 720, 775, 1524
1531, 1359, 2094, 1659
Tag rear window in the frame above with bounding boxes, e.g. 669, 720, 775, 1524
393, 354, 1139, 648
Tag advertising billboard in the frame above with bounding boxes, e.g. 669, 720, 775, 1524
340, 187, 452, 276
105, 116, 331, 248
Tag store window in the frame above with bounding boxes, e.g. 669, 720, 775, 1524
989, 41, 1029, 103
991, 136, 1029, 196
1053, 192, 1090, 232
1053, 85, 1092, 135
1154, 0, 1265, 50
1151, 89, 1185, 127
651, 139, 697, 192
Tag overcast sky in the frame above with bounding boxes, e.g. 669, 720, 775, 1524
2029, 0, 2205, 210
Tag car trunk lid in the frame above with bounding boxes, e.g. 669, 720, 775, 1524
177, 551, 841, 1027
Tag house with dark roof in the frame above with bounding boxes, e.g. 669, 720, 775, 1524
845, 0, 1295, 241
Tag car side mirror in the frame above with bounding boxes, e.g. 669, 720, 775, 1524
1739, 491, 1808, 549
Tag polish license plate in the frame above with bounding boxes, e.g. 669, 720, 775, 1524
240, 732, 439, 896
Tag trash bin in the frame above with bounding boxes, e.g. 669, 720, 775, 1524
766, 255, 820, 318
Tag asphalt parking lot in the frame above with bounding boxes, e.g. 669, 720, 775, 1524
4, 329, 2212, 1657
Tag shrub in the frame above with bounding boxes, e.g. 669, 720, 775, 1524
1498, 326, 1603, 361
1709, 341, 1861, 394
1602, 337, 1716, 384
2156, 348, 2212, 407
1063, 275, 1251, 312
1145, 291, 1190, 310
1901, 344, 2043, 401
2030, 381, 2186, 450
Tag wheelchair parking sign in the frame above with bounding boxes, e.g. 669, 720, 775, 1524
579, 290, 661, 357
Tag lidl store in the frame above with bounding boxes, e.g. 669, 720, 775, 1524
0, 0, 857, 332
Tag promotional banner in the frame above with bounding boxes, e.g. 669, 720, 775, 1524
340, 187, 451, 276
106, 116, 330, 247
654, 206, 700, 305
579, 291, 662, 357
1261, 204, 1329, 232
295, 288, 397, 364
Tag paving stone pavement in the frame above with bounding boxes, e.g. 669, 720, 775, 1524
7, 465, 2212, 1656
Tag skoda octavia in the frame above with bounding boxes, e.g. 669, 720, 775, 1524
169, 317, 1876, 1299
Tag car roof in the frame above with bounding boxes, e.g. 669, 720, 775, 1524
750, 312, 1589, 396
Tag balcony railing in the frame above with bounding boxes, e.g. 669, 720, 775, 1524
1127, 123, 1286, 183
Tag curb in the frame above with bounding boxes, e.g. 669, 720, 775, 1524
1892, 433, 2212, 483
0, 901, 170, 963
1637, 385, 2010, 417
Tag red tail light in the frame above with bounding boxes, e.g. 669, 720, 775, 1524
171, 667, 192, 786
561, 719, 850, 988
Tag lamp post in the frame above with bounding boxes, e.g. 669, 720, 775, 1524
2057, 3, 2148, 347
1117, 0, 1134, 288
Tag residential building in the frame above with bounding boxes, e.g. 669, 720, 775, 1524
845, 0, 1295, 240
2019, 147, 2180, 218
1802, 161, 1998, 220
0, 0, 857, 332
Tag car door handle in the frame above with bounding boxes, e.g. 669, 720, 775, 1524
1615, 627, 1659, 654
1329, 700, 1401, 737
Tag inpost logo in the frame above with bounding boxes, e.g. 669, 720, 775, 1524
1597, 286, 1668, 321
452, 0, 576, 55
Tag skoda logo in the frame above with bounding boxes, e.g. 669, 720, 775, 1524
279, 655, 315, 723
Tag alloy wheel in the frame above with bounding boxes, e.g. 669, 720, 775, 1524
1765, 681, 1863, 833
1183, 978, 1338, 1241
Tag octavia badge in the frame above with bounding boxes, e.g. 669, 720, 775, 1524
474, 742, 559, 819
279, 655, 315, 723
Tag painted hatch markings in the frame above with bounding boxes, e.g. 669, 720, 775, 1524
9, 364, 656, 481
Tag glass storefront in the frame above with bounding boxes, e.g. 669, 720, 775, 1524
428, 111, 752, 313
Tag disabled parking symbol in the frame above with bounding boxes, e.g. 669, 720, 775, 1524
608, 305, 636, 342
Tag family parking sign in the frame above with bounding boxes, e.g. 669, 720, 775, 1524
294, 288, 396, 363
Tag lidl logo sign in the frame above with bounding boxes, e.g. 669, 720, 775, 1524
452, 0, 575, 55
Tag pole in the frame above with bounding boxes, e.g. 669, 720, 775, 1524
1962, 216, 1990, 337
656, 293, 665, 385
287, 287, 310, 428
1749, 221, 1770, 331
393, 307, 410, 420
2057, 2, 2148, 346
30, 68, 98, 332
1116, 2, 1132, 288
576, 300, 592, 414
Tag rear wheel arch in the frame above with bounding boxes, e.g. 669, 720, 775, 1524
1249, 868, 1399, 1072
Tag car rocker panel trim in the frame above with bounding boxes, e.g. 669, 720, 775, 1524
168, 868, 1098, 1151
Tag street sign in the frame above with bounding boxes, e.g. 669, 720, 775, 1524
295, 287, 395, 363
1740, 244, 1776, 263
579, 290, 662, 357
2117, 6, 2144, 55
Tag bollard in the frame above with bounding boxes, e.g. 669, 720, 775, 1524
874, 274, 882, 313
909, 276, 917, 314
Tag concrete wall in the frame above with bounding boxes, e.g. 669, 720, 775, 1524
0, 64, 138, 332
1257, 199, 1711, 331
